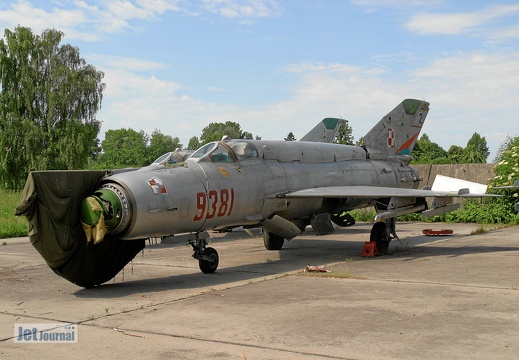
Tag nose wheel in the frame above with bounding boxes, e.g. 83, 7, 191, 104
198, 247, 219, 273
189, 234, 219, 274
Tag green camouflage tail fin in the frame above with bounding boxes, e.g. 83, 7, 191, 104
300, 118, 346, 143
362, 99, 429, 161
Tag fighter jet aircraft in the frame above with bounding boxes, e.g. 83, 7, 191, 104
16, 99, 496, 287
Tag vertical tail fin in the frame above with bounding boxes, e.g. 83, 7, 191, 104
300, 118, 347, 143
362, 99, 429, 161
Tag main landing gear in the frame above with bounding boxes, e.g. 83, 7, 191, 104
263, 231, 285, 250
262, 219, 399, 254
370, 218, 399, 254
189, 233, 219, 274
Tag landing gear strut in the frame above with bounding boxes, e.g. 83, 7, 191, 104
189, 233, 219, 273
370, 218, 399, 254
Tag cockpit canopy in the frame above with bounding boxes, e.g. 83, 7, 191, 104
152, 150, 194, 166
188, 138, 366, 164
231, 141, 257, 159
189, 140, 258, 163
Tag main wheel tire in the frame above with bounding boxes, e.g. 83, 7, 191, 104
370, 222, 390, 254
199, 247, 219, 274
263, 231, 285, 250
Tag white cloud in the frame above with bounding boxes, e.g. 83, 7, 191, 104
351, 0, 443, 12
201, 0, 282, 19
100, 67, 182, 99
406, 4, 519, 36
411, 52, 519, 107
0, 0, 278, 42
206, 86, 225, 92
351, 0, 437, 6
91, 53, 168, 72
283, 62, 388, 77
95, 58, 232, 142
406, 51, 519, 159
97, 58, 406, 146
490, 24, 519, 41
134, 0, 182, 14
104, 1, 152, 20
243, 62, 404, 141
0, 0, 97, 40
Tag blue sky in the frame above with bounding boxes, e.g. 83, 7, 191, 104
1, 0, 519, 161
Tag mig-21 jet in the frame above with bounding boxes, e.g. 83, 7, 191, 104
16, 99, 497, 287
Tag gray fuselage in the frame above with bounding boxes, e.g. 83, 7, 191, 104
100, 139, 420, 240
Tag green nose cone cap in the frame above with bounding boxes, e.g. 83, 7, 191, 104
80, 189, 123, 229
80, 196, 103, 226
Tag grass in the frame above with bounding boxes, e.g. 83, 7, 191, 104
470, 223, 511, 235
349, 208, 377, 222
0, 189, 28, 239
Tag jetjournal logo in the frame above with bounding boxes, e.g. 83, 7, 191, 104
14, 323, 78, 343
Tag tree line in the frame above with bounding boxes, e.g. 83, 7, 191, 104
92, 125, 492, 170
412, 133, 489, 164
92, 121, 255, 170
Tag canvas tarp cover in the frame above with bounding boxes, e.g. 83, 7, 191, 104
15, 171, 145, 287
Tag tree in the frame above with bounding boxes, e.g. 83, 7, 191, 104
447, 145, 464, 164
412, 134, 448, 164
0, 27, 104, 189
494, 135, 513, 163
461, 132, 489, 163
98, 129, 149, 168
199, 121, 254, 146
284, 132, 296, 141
147, 129, 181, 163
333, 122, 354, 145
187, 136, 201, 150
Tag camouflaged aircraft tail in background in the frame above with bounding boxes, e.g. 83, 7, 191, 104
300, 117, 347, 143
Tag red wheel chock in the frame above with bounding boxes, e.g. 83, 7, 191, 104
362, 241, 380, 257
422, 229, 453, 236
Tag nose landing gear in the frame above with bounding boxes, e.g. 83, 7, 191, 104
189, 233, 219, 273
